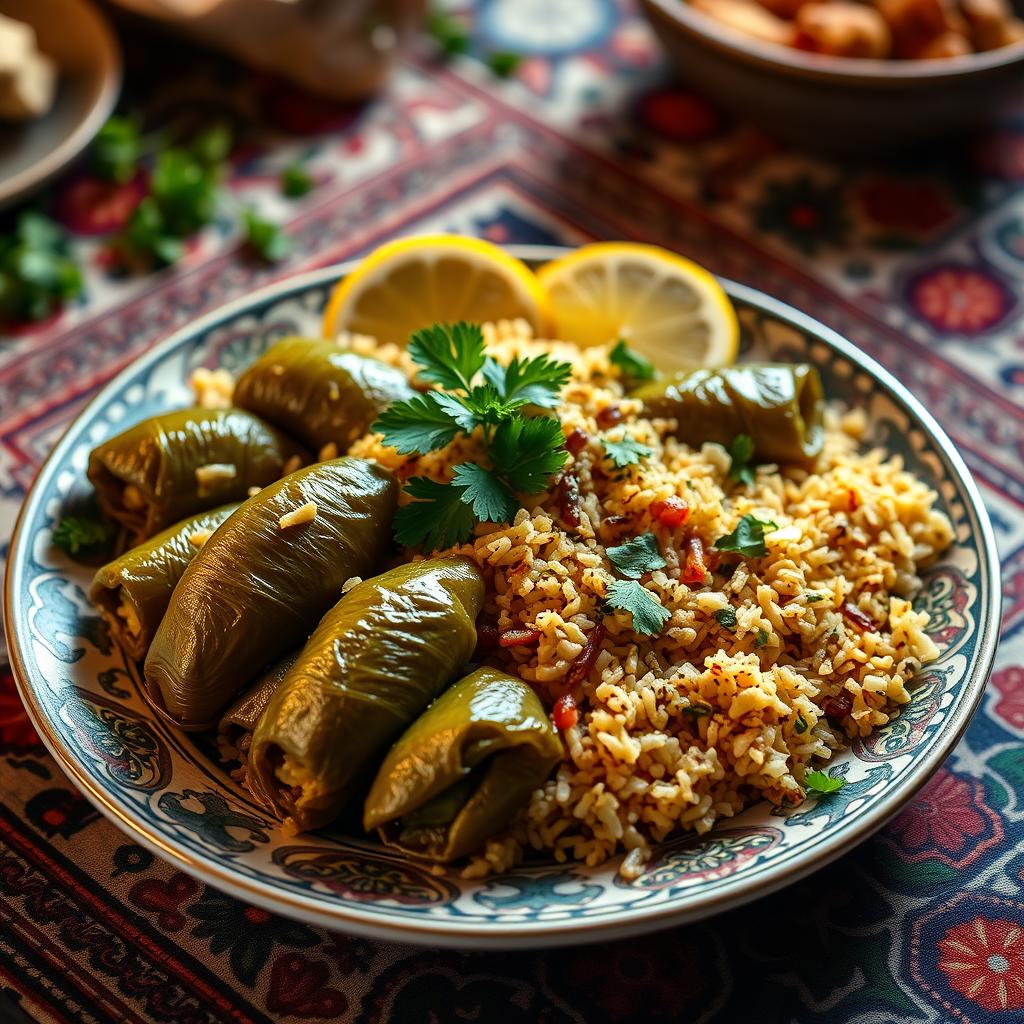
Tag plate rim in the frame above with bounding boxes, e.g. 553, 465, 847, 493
3, 246, 1002, 948
0, 0, 123, 209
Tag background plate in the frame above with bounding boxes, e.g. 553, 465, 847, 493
2, 247, 1001, 948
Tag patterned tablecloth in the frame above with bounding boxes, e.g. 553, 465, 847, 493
1, 2, 1023, 1021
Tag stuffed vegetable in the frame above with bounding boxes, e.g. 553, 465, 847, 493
90, 503, 238, 661
233, 337, 414, 453
249, 556, 485, 832
144, 457, 397, 730
633, 363, 824, 464
364, 667, 563, 862
88, 407, 305, 540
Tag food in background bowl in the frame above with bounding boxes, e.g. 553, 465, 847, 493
688, 0, 1024, 58
0, 12, 57, 120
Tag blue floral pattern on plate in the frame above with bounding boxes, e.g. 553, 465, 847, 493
2, 247, 1001, 948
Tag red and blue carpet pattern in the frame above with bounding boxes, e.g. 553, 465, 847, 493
1, 2, 1023, 1020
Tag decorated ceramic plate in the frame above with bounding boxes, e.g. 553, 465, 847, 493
3, 247, 1001, 949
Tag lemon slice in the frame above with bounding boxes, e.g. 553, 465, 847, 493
537, 242, 739, 371
323, 235, 552, 344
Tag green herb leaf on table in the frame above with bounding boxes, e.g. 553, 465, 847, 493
0, 212, 84, 324
392, 477, 477, 550
408, 322, 487, 392
191, 123, 233, 166
606, 579, 671, 637
714, 514, 779, 558
487, 51, 522, 77
490, 417, 569, 493
118, 197, 184, 268
242, 209, 292, 263
603, 436, 652, 469
727, 433, 756, 486
606, 533, 666, 580
150, 149, 220, 236
714, 607, 738, 629
451, 463, 518, 523
483, 353, 572, 409
374, 392, 464, 454
281, 163, 314, 198
609, 339, 656, 387
91, 116, 142, 183
426, 9, 470, 56
52, 515, 113, 557
805, 769, 846, 795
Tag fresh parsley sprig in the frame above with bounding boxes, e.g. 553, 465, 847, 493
375, 322, 572, 550
714, 513, 779, 558
0, 212, 84, 324
727, 433, 756, 486
604, 532, 670, 637
804, 769, 846, 795
609, 339, 656, 389
52, 514, 113, 558
603, 436, 652, 469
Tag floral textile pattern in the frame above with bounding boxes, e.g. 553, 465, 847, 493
938, 917, 1024, 1013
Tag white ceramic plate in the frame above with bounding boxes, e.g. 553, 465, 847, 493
3, 249, 1001, 948
0, 0, 121, 209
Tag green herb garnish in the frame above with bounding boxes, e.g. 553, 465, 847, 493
190, 123, 232, 167
52, 515, 113, 557
91, 116, 143, 183
795, 714, 808, 734
714, 607, 738, 630
606, 579, 670, 637
727, 433, 756, 486
755, 628, 769, 648
606, 533, 666, 580
684, 702, 713, 717
805, 769, 845, 795
714, 514, 779, 558
426, 9, 470, 55
242, 209, 292, 263
487, 51, 522, 77
603, 436, 652, 469
609, 339, 656, 388
804, 592, 825, 603
0, 213, 83, 324
280, 163, 314, 198
375, 322, 571, 550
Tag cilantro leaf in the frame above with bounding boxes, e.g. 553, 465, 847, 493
243, 209, 292, 263
191, 123, 232, 166
755, 628, 770, 648
442, 385, 519, 431
150, 149, 220, 236
714, 607, 738, 629
426, 9, 470, 55
281, 163, 314, 198
804, 769, 845, 795
804, 592, 825, 603
0, 212, 83, 323
714, 514, 779, 558
727, 434, 756, 486
490, 354, 572, 409
91, 116, 142, 183
488, 51, 522, 77
408, 322, 486, 392
606, 533, 666, 580
52, 515, 113, 557
490, 416, 568, 493
606, 579, 670, 637
374, 393, 463, 454
795, 714, 808, 734
683, 702, 713, 717
393, 477, 476, 550
118, 197, 184, 267
609, 339, 656, 386
603, 436, 652, 469
451, 463, 518, 523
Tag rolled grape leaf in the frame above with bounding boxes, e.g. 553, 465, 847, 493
87, 407, 305, 540
249, 556, 485, 832
364, 667, 563, 863
90, 503, 238, 661
633, 363, 824, 464
143, 457, 397, 729
233, 337, 414, 453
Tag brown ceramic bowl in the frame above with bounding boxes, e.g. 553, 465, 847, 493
639, 0, 1024, 153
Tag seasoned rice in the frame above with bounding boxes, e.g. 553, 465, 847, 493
346, 319, 954, 878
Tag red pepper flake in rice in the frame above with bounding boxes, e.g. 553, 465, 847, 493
596, 405, 623, 429
848, 488, 859, 511
821, 689, 854, 720
651, 496, 689, 528
566, 623, 606, 687
681, 536, 708, 585
565, 428, 588, 455
499, 627, 542, 648
552, 694, 578, 730
557, 471, 581, 529
841, 602, 875, 632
